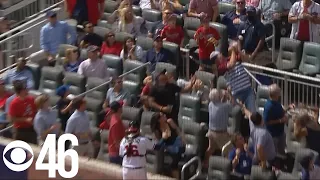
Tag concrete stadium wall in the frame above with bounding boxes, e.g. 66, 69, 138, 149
0, 138, 173, 180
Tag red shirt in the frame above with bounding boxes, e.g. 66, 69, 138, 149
66, 0, 104, 25
0, 93, 10, 109
195, 26, 220, 60
100, 42, 122, 56
297, 7, 310, 41
161, 25, 184, 45
141, 85, 150, 95
108, 115, 125, 156
9, 96, 37, 129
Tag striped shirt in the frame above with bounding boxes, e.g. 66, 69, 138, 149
208, 102, 232, 131
225, 62, 251, 95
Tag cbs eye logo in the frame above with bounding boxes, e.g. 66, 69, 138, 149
3, 140, 34, 172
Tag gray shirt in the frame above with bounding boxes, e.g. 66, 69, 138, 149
77, 58, 109, 79
258, 0, 292, 20
208, 102, 232, 131
106, 88, 129, 104
251, 126, 276, 161
65, 110, 91, 143
34, 109, 59, 140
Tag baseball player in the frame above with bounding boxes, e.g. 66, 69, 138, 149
119, 121, 163, 180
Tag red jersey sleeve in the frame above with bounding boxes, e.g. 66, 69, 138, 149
160, 26, 167, 39
142, 85, 150, 95
212, 28, 220, 40
110, 121, 125, 142
217, 58, 228, 75
178, 26, 184, 44
100, 42, 106, 55
115, 43, 122, 56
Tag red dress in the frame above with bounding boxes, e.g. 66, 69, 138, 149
66, 0, 104, 25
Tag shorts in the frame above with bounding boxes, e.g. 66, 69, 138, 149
206, 130, 230, 152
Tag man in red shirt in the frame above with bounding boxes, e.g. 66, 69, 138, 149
161, 15, 184, 46
194, 16, 220, 73
8, 80, 37, 144
108, 101, 125, 165
65, 0, 105, 25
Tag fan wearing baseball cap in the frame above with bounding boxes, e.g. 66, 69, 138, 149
194, 15, 221, 73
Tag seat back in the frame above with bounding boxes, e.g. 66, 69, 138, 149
155, 63, 177, 79
97, 130, 110, 161
63, 72, 86, 96
123, 60, 147, 85
227, 105, 243, 134
85, 77, 108, 101
136, 36, 153, 55
276, 38, 303, 71
163, 41, 180, 66
277, 172, 299, 180
142, 9, 162, 32
29, 50, 47, 66
250, 166, 276, 180
102, 54, 123, 77
115, 32, 134, 44
195, 71, 215, 88
292, 148, 319, 175
140, 111, 164, 174
121, 107, 143, 128
299, 42, 320, 76
39, 67, 63, 95
85, 97, 103, 127
208, 156, 232, 180
93, 26, 110, 39
218, 2, 236, 14
183, 17, 201, 46
255, 85, 269, 115
103, 0, 118, 20
217, 76, 227, 90
178, 94, 201, 123
132, 5, 142, 16
209, 22, 228, 56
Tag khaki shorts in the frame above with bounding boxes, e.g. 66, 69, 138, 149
72, 141, 94, 158
206, 130, 230, 152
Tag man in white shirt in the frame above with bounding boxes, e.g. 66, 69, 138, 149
77, 45, 109, 79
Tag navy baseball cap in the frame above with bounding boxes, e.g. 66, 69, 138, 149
56, 85, 70, 97
87, 45, 99, 52
46, 10, 57, 18
246, 6, 256, 14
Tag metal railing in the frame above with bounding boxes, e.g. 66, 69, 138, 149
0, 2, 64, 69
243, 62, 320, 108
181, 156, 201, 180
0, 0, 63, 25
0, 61, 151, 134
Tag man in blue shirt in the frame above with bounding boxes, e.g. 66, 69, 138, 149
237, 6, 266, 64
221, 0, 247, 39
143, 35, 173, 73
228, 133, 253, 175
263, 84, 288, 155
4, 58, 34, 89
40, 11, 77, 66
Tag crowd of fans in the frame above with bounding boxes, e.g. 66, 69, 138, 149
1, 0, 320, 179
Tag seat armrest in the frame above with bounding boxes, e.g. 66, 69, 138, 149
316, 74, 320, 79
292, 69, 301, 74
200, 122, 209, 132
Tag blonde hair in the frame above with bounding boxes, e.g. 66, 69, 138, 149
64, 48, 77, 65
119, 7, 133, 32
35, 94, 49, 110
209, 89, 221, 103
118, 0, 131, 11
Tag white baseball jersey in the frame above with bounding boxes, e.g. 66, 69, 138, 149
119, 136, 156, 168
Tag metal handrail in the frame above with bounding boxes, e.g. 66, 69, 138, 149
0, 62, 151, 134
11, 0, 64, 28
262, 21, 276, 63
181, 156, 201, 180
0, 18, 47, 45
0, 0, 63, 39
244, 67, 262, 86
0, 32, 34, 53
243, 62, 320, 83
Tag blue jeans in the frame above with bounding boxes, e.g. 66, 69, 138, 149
234, 88, 256, 113
109, 155, 123, 165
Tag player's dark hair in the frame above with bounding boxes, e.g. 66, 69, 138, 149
13, 80, 27, 94
72, 98, 85, 110
250, 112, 262, 126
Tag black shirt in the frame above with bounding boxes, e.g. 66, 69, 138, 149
56, 99, 72, 131
82, 33, 103, 47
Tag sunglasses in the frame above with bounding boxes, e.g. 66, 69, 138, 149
237, 1, 245, 4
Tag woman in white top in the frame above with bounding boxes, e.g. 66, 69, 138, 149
120, 37, 144, 61
117, 7, 144, 36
